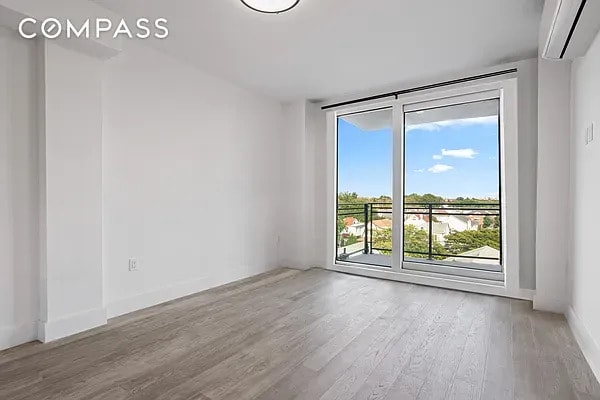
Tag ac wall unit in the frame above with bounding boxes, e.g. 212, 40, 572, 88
542, 0, 600, 60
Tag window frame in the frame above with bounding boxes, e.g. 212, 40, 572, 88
326, 78, 524, 299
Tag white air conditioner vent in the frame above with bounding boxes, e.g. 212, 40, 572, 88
542, 0, 600, 60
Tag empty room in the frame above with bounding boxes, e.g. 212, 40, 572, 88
1, 0, 600, 399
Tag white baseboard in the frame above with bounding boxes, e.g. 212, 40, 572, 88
38, 307, 107, 343
106, 276, 215, 318
280, 264, 311, 271
566, 306, 600, 383
0, 322, 38, 351
106, 267, 281, 319
533, 294, 566, 314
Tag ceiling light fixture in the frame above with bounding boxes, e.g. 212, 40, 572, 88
240, 0, 300, 14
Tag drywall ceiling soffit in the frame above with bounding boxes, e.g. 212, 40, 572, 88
93, 0, 544, 100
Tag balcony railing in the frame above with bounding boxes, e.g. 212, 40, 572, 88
337, 202, 501, 265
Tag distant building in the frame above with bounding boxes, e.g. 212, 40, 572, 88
343, 217, 358, 227
404, 214, 428, 230
432, 222, 451, 244
436, 212, 479, 232
445, 245, 500, 264
344, 222, 365, 237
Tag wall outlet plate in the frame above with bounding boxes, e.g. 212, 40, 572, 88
128, 258, 139, 272
586, 123, 594, 145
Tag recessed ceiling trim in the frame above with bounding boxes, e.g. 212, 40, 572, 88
240, 0, 300, 14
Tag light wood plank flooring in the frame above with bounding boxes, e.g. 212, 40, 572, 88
1, 268, 599, 400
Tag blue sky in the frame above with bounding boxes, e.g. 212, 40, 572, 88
337, 117, 500, 199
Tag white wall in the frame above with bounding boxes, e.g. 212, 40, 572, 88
568, 30, 600, 378
307, 102, 328, 268
515, 59, 539, 290
279, 100, 326, 270
1, 30, 285, 346
280, 101, 307, 269
102, 42, 284, 317
534, 59, 571, 313
0, 28, 39, 349
38, 40, 106, 341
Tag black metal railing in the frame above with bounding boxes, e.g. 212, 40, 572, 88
404, 202, 501, 263
337, 202, 392, 257
337, 202, 501, 264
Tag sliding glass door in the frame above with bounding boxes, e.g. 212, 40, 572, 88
398, 91, 503, 280
336, 108, 394, 268
334, 83, 512, 283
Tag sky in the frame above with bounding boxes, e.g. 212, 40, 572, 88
337, 116, 500, 199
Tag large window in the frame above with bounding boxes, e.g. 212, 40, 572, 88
331, 81, 519, 288
336, 108, 393, 268
403, 98, 502, 275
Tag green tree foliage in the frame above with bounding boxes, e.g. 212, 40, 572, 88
376, 195, 392, 202
337, 192, 371, 222
404, 193, 445, 204
483, 216, 500, 228
449, 197, 500, 208
336, 215, 346, 246
444, 229, 501, 254
403, 225, 446, 259
344, 234, 358, 246
372, 229, 392, 255
338, 192, 361, 203
337, 192, 393, 222
372, 225, 445, 259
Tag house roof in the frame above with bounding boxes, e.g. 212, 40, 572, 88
343, 217, 357, 227
443, 246, 500, 264
372, 219, 392, 229
452, 215, 471, 223
458, 245, 500, 258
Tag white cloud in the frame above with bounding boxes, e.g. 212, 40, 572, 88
414, 168, 425, 173
406, 116, 497, 132
432, 154, 443, 160
428, 164, 454, 174
441, 148, 478, 159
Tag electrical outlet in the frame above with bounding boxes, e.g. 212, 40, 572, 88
128, 258, 139, 272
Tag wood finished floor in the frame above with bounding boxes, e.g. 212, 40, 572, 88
1, 268, 599, 400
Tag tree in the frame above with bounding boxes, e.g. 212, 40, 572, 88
483, 216, 499, 229
372, 225, 445, 259
372, 229, 392, 255
336, 215, 346, 246
338, 192, 360, 203
402, 225, 445, 259
337, 192, 392, 222
404, 193, 445, 205
444, 229, 500, 254
344, 234, 358, 246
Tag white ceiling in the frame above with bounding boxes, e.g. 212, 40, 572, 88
94, 0, 544, 101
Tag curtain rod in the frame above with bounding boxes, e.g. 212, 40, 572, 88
321, 68, 518, 110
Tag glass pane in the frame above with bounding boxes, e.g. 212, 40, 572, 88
336, 108, 393, 268
403, 99, 502, 272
